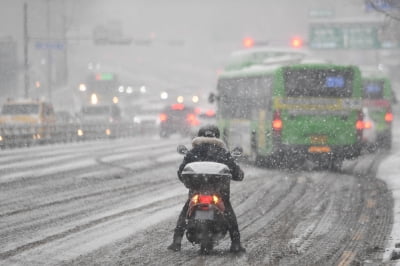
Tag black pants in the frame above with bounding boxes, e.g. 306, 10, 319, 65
172, 196, 241, 242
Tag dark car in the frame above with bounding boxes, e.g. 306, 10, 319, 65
159, 103, 199, 138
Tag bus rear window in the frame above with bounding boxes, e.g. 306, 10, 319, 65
362, 80, 384, 99
283, 68, 354, 98
1, 104, 40, 115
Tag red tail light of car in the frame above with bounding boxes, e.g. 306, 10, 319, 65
159, 113, 168, 122
186, 113, 200, 126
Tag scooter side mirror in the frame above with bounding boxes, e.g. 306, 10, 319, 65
177, 144, 189, 155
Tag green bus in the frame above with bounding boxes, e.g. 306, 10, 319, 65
214, 63, 364, 170
362, 75, 394, 149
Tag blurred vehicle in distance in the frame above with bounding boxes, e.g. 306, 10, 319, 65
132, 105, 161, 135
361, 107, 378, 152
362, 76, 394, 149
189, 108, 217, 138
0, 99, 55, 126
0, 99, 56, 144
159, 103, 199, 138
79, 104, 121, 124
55, 111, 77, 124
77, 104, 122, 139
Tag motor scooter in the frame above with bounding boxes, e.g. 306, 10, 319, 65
177, 145, 242, 253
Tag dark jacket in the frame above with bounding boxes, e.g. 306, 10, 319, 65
177, 137, 244, 195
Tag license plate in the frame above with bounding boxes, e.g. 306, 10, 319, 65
310, 135, 328, 144
195, 210, 214, 220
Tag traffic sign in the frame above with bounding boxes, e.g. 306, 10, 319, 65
309, 19, 399, 49
35, 41, 64, 50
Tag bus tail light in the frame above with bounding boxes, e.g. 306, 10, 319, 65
385, 110, 393, 123
272, 111, 283, 131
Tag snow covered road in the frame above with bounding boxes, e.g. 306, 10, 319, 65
0, 136, 393, 265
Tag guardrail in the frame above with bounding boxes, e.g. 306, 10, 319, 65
0, 122, 155, 149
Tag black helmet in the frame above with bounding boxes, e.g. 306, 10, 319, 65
198, 124, 220, 138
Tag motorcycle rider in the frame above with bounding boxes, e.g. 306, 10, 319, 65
168, 124, 246, 253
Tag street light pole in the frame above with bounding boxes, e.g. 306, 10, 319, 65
46, 0, 52, 101
23, 2, 29, 98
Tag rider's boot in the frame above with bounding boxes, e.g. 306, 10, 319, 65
229, 230, 246, 253
167, 230, 183, 251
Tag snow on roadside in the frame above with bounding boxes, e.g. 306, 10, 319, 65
376, 107, 400, 263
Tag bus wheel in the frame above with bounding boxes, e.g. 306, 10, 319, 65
286, 156, 305, 170
380, 132, 392, 150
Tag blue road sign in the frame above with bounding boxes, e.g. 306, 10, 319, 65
35, 41, 64, 50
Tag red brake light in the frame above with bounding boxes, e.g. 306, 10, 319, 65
199, 195, 213, 204
171, 103, 184, 110
186, 113, 200, 126
205, 109, 216, 117
272, 120, 283, 130
272, 111, 282, 131
356, 120, 364, 130
364, 121, 372, 129
385, 112, 393, 122
356, 111, 364, 130
159, 113, 167, 122
191, 194, 220, 205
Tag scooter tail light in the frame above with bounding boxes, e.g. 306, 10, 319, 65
212, 195, 219, 204
198, 195, 213, 204
191, 194, 199, 204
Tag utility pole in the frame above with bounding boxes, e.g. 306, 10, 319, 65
23, 3, 29, 98
62, 1, 68, 86
46, 0, 52, 101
